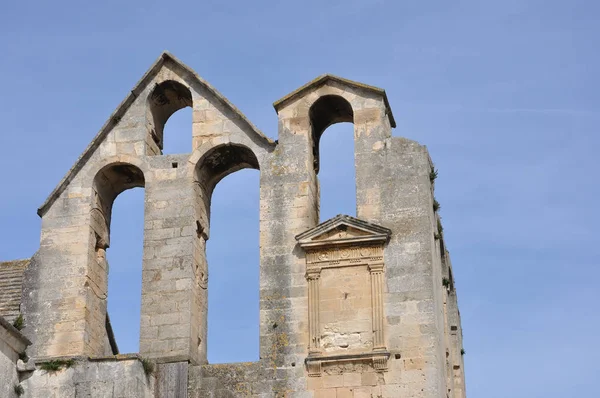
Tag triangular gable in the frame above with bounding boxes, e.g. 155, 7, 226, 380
38, 51, 274, 217
295, 214, 391, 249
272, 74, 396, 128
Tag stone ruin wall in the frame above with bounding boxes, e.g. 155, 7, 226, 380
0, 52, 466, 397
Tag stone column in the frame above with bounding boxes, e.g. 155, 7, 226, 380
369, 262, 385, 350
306, 268, 321, 354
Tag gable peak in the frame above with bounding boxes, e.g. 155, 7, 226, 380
273, 74, 396, 128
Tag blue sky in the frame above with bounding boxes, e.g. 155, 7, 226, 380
1, 1, 599, 396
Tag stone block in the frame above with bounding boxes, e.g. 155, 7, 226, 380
314, 389, 337, 398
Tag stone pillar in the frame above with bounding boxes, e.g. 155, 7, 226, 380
354, 103, 393, 224
306, 268, 321, 354
369, 262, 385, 350
140, 159, 199, 364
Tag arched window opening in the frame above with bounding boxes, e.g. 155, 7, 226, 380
194, 144, 260, 364
309, 95, 356, 220
309, 95, 354, 173
207, 169, 260, 363
148, 80, 192, 155
92, 163, 145, 355
106, 187, 144, 354
162, 106, 192, 155
318, 122, 356, 220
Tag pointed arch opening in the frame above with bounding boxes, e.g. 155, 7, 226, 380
147, 80, 193, 155
309, 95, 356, 220
91, 163, 145, 354
194, 144, 260, 363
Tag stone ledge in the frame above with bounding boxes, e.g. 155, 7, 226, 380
305, 350, 391, 377
31, 353, 143, 364
32, 353, 192, 365
88, 353, 143, 362
0, 315, 31, 353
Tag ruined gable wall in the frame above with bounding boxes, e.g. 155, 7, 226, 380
20, 57, 273, 363
11, 54, 465, 397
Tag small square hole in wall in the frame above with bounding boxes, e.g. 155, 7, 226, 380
172, 162, 178, 168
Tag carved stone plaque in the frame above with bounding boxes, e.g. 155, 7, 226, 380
295, 215, 391, 376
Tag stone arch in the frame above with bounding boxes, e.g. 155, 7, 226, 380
274, 80, 393, 182
193, 143, 260, 236
86, 162, 146, 354
147, 80, 193, 153
289, 84, 391, 221
192, 143, 260, 362
309, 95, 354, 173
307, 94, 357, 220
91, 162, 146, 243
195, 143, 260, 194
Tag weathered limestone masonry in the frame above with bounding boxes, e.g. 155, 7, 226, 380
0, 316, 31, 398
0, 52, 466, 397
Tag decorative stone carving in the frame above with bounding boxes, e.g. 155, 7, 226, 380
194, 220, 209, 290
296, 215, 391, 376
198, 269, 208, 290
307, 360, 322, 377
305, 351, 391, 376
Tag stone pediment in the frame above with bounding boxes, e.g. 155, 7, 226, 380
295, 214, 391, 249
